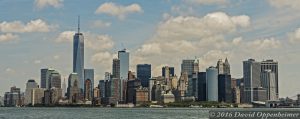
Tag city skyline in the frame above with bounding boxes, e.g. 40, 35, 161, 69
1, 0, 300, 98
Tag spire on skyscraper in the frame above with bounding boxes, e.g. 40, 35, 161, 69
78, 16, 80, 33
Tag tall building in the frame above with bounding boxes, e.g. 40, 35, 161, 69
162, 66, 175, 77
197, 72, 207, 101
62, 78, 66, 97
261, 59, 278, 98
24, 79, 38, 105
40, 68, 54, 89
84, 79, 92, 101
218, 74, 232, 103
181, 59, 199, 76
31, 88, 45, 106
98, 80, 106, 98
84, 69, 94, 100
137, 64, 151, 87
118, 49, 129, 101
67, 73, 81, 103
73, 17, 85, 91
206, 66, 218, 101
216, 58, 230, 75
49, 71, 61, 89
261, 69, 277, 100
243, 59, 261, 103
112, 59, 120, 79
118, 49, 129, 80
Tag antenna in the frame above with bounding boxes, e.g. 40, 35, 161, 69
78, 15, 80, 33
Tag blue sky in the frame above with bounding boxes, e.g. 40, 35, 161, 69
1, 0, 300, 98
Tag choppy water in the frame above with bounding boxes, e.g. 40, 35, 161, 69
0, 107, 209, 119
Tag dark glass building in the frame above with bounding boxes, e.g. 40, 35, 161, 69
162, 66, 175, 77
137, 64, 151, 87
197, 72, 206, 101
218, 74, 232, 103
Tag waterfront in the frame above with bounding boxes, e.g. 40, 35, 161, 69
1, 108, 300, 119
0, 107, 209, 119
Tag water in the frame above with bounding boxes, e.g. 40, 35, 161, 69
0, 107, 209, 119
1, 108, 300, 119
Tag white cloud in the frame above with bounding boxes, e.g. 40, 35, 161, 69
55, 31, 75, 42
34, 0, 63, 9
95, 2, 143, 19
5, 68, 15, 74
91, 52, 116, 73
53, 55, 60, 60
0, 33, 18, 42
34, 60, 42, 64
55, 31, 114, 51
132, 12, 282, 76
288, 28, 300, 43
184, 0, 227, 5
91, 20, 111, 28
268, 0, 300, 9
0, 19, 55, 33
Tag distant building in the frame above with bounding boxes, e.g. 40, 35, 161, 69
253, 87, 267, 102
84, 69, 94, 101
261, 60, 278, 99
73, 21, 85, 91
24, 79, 38, 105
135, 87, 149, 104
233, 87, 241, 104
137, 64, 151, 87
216, 58, 230, 75
126, 79, 141, 103
243, 59, 261, 103
206, 66, 218, 101
197, 72, 207, 101
44, 88, 62, 105
93, 88, 101, 105
40, 68, 55, 89
67, 73, 81, 103
98, 80, 106, 98
218, 74, 232, 103
49, 70, 61, 89
261, 69, 277, 100
118, 49, 129, 102
162, 66, 175, 77
112, 59, 120, 79
161, 92, 175, 103
32, 88, 45, 106
181, 59, 199, 77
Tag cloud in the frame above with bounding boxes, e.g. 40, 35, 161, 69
131, 12, 283, 76
34, 0, 63, 9
34, 60, 42, 64
184, 0, 227, 5
5, 68, 15, 74
268, 0, 300, 9
288, 28, 300, 43
91, 52, 116, 73
95, 2, 143, 19
0, 33, 18, 42
0, 19, 55, 33
53, 55, 60, 60
91, 20, 111, 28
55, 31, 114, 51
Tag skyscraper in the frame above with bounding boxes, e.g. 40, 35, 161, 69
181, 59, 199, 76
118, 49, 129, 101
197, 72, 206, 101
62, 78, 66, 97
206, 66, 218, 101
243, 59, 261, 103
67, 73, 81, 103
162, 66, 175, 77
24, 79, 38, 105
216, 58, 230, 75
40, 68, 55, 89
261, 59, 278, 98
112, 59, 120, 79
49, 71, 61, 89
261, 69, 277, 100
73, 17, 84, 91
84, 69, 94, 100
218, 74, 232, 103
137, 64, 151, 87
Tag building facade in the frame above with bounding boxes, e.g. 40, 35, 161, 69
206, 66, 218, 101
137, 64, 151, 87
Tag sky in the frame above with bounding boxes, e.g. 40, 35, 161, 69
1, 0, 300, 98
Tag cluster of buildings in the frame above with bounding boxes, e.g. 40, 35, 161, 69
1, 20, 288, 107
